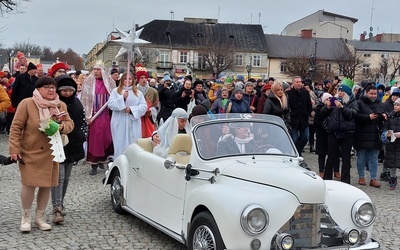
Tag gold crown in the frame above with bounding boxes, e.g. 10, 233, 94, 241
135, 65, 147, 72
94, 60, 105, 68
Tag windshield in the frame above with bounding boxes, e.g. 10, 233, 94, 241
193, 119, 297, 160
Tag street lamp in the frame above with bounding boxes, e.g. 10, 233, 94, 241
246, 64, 252, 79
308, 39, 318, 80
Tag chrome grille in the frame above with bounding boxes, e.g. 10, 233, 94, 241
273, 204, 342, 249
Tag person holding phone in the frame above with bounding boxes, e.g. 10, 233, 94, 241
355, 84, 387, 188
9, 76, 74, 232
175, 78, 194, 111
320, 78, 358, 184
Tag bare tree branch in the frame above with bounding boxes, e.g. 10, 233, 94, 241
0, 0, 29, 17
331, 43, 365, 81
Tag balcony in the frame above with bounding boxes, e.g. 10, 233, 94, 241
156, 62, 173, 69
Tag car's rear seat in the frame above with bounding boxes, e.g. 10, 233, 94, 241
136, 138, 153, 153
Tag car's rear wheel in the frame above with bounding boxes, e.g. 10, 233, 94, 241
110, 170, 126, 214
188, 212, 225, 250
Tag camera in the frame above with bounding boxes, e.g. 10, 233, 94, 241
184, 89, 192, 95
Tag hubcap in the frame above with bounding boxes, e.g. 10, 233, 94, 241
193, 225, 216, 250
111, 176, 122, 206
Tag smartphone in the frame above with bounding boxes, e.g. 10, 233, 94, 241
330, 97, 337, 106
56, 111, 66, 117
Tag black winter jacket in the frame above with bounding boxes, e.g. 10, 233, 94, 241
174, 87, 192, 111
320, 97, 358, 138
56, 75, 86, 163
383, 111, 400, 169
354, 95, 385, 150
11, 72, 38, 107
286, 88, 312, 129
263, 92, 289, 119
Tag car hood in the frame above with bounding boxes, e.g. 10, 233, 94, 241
221, 158, 326, 204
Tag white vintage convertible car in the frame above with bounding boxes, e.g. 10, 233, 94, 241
103, 114, 380, 250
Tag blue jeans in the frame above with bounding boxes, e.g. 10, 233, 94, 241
51, 162, 73, 207
356, 149, 379, 180
291, 127, 309, 156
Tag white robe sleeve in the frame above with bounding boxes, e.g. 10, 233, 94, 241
107, 88, 126, 111
128, 92, 147, 120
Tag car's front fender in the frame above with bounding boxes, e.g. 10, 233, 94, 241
325, 180, 375, 235
103, 155, 129, 194
183, 177, 301, 249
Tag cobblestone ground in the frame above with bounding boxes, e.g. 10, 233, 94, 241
0, 133, 397, 249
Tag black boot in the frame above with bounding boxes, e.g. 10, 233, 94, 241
380, 170, 390, 182
309, 145, 315, 153
90, 165, 98, 175
389, 177, 397, 190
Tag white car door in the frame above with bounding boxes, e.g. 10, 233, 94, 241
126, 150, 187, 234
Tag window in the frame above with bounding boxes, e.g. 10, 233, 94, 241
325, 63, 332, 73
159, 50, 170, 68
362, 63, 370, 74
364, 54, 371, 57
339, 64, 344, 75
252, 55, 261, 67
197, 54, 206, 70
280, 62, 287, 73
235, 54, 243, 66
179, 52, 188, 63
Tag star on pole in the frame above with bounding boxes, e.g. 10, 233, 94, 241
113, 26, 150, 59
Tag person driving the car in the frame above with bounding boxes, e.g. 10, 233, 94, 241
216, 122, 256, 155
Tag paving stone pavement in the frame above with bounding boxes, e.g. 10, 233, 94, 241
0, 134, 397, 249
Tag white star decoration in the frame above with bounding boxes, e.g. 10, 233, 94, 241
113, 26, 151, 59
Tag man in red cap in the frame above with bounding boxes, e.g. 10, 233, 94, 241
50, 62, 68, 78
135, 64, 159, 137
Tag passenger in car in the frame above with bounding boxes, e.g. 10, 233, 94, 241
216, 122, 256, 155
152, 108, 190, 158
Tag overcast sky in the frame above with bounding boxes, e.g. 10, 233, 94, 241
0, 0, 398, 55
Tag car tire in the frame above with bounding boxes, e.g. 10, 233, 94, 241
110, 170, 126, 214
188, 211, 225, 250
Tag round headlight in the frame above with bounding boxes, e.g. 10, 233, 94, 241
241, 204, 268, 235
275, 233, 294, 250
352, 200, 376, 227
343, 228, 359, 244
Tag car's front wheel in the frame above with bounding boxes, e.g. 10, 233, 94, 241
188, 212, 225, 250
110, 170, 126, 214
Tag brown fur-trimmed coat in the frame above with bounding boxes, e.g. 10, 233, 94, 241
9, 98, 74, 187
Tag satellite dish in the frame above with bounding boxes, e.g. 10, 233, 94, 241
370, 27, 373, 31
363, 31, 367, 36
369, 32, 373, 39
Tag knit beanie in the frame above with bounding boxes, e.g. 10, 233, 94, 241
339, 78, 354, 96
321, 92, 333, 103
233, 88, 243, 95
27, 62, 37, 71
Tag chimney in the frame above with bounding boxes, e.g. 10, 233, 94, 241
360, 33, 366, 41
301, 29, 313, 38
375, 33, 382, 42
